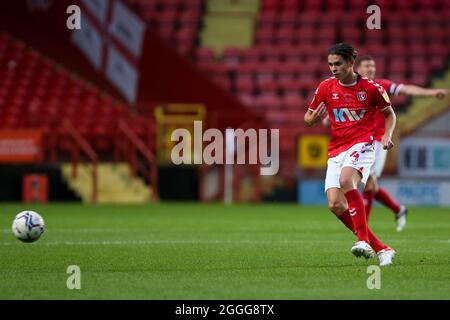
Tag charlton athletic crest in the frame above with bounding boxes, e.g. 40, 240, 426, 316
357, 91, 367, 101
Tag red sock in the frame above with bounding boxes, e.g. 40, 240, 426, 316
367, 228, 387, 253
344, 189, 369, 243
339, 210, 387, 252
338, 210, 355, 234
363, 190, 375, 221
375, 188, 401, 214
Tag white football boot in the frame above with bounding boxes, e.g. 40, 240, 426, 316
396, 205, 408, 232
351, 241, 375, 259
378, 247, 396, 266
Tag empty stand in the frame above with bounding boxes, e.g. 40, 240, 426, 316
0, 31, 152, 158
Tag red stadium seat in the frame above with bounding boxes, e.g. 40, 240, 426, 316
389, 56, 408, 72
178, 11, 201, 27
274, 27, 296, 45
429, 55, 447, 71
222, 47, 242, 68
262, 0, 279, 12
258, 11, 276, 29
279, 79, 303, 95
326, 0, 345, 12
258, 80, 279, 95
364, 29, 385, 46
282, 94, 305, 109
395, 0, 417, 11
276, 64, 297, 80
195, 47, 216, 63
280, 0, 300, 12
237, 92, 257, 107
416, 0, 439, 11
255, 94, 282, 109
281, 45, 304, 63
255, 27, 275, 46
235, 78, 255, 94
235, 62, 258, 80
316, 27, 336, 44
298, 12, 321, 27
387, 28, 407, 45
295, 26, 316, 44
242, 47, 265, 62
255, 62, 279, 83
303, 0, 322, 12
341, 27, 362, 44
276, 12, 299, 29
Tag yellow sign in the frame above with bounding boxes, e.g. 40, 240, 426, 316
298, 135, 329, 168
155, 104, 205, 164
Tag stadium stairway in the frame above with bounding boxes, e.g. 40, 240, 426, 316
200, 0, 260, 56
61, 163, 151, 204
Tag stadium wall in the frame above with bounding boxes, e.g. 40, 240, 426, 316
0, 165, 80, 202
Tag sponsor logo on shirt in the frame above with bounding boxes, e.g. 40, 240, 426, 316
333, 108, 367, 122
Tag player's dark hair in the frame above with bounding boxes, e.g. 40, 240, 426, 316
356, 55, 375, 67
328, 43, 358, 62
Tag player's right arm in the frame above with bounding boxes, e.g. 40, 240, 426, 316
304, 82, 328, 127
304, 102, 327, 127
321, 114, 331, 127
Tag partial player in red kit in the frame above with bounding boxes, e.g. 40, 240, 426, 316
356, 55, 450, 231
304, 43, 397, 266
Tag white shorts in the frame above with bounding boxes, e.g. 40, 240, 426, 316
324, 142, 376, 192
370, 140, 388, 178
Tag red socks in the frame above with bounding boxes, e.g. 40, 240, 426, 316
363, 190, 375, 221
367, 228, 387, 252
339, 209, 387, 253
338, 210, 355, 234
344, 189, 369, 243
375, 188, 401, 214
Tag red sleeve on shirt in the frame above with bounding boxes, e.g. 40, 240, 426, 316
372, 84, 392, 111
376, 79, 403, 96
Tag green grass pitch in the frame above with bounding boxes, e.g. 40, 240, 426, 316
0, 203, 449, 299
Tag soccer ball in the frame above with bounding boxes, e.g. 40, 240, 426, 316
12, 211, 45, 243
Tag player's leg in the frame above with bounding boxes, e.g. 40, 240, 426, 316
324, 155, 356, 233
375, 187, 408, 231
339, 166, 369, 242
340, 166, 395, 260
363, 175, 376, 221
364, 141, 383, 221
326, 187, 355, 233
340, 142, 393, 258
327, 187, 390, 253
371, 141, 408, 231
326, 172, 391, 261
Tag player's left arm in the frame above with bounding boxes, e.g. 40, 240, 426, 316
373, 84, 396, 150
398, 85, 450, 99
380, 106, 396, 150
